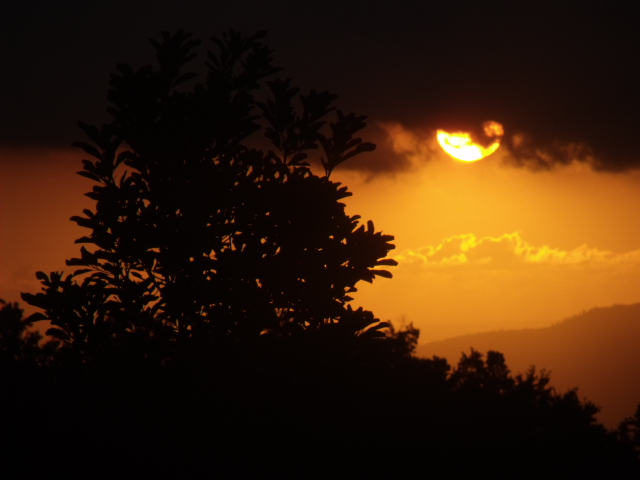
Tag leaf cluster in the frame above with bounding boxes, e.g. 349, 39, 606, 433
0, 300, 57, 367
21, 30, 397, 363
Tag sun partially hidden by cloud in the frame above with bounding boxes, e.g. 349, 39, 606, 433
437, 121, 504, 162
377, 121, 611, 174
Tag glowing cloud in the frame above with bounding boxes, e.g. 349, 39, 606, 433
393, 232, 639, 269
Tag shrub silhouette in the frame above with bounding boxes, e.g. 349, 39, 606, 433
22, 30, 397, 365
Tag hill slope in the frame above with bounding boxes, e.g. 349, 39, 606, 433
417, 303, 640, 428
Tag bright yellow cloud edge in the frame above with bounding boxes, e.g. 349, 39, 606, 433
392, 232, 637, 268
436, 131, 501, 162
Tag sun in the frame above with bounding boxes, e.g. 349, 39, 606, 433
437, 121, 504, 162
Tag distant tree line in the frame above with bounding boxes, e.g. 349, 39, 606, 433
1, 31, 639, 478
3, 300, 639, 477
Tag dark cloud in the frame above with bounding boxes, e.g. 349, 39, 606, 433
3, 1, 640, 172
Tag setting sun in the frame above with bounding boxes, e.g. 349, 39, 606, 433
437, 121, 504, 162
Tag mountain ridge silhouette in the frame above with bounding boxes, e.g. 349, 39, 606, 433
417, 303, 640, 428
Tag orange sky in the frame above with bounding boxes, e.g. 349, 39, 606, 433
3, 126, 640, 343
335, 123, 640, 341
0, 148, 93, 309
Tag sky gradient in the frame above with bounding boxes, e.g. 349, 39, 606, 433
3, 1, 640, 342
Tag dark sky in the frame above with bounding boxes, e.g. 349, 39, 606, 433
3, 0, 640, 172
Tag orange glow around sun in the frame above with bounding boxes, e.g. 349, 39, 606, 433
437, 121, 504, 162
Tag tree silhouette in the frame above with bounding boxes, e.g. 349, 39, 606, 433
0, 300, 57, 367
619, 404, 640, 459
7, 30, 640, 479
22, 31, 396, 364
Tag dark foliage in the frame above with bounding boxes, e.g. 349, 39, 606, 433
3, 31, 640, 478
0, 299, 57, 367
21, 30, 395, 368
619, 405, 640, 457
2, 300, 639, 478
